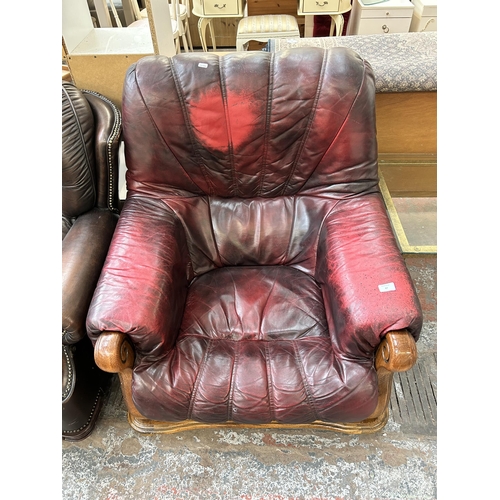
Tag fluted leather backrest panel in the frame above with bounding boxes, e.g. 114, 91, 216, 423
122, 47, 379, 199
62, 83, 97, 219
164, 194, 335, 276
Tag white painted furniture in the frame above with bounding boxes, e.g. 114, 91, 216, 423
62, 0, 176, 107
346, 0, 414, 36
298, 0, 352, 37
409, 0, 436, 32
129, 0, 194, 50
192, 0, 247, 51
236, 14, 300, 51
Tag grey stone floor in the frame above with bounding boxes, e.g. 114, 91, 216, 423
62, 256, 437, 500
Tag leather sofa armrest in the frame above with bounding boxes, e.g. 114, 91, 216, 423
62, 208, 118, 345
83, 90, 122, 213
86, 195, 193, 362
315, 193, 423, 359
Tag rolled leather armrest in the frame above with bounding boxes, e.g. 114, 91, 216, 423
84, 91, 121, 213
86, 195, 193, 362
62, 208, 118, 345
315, 193, 423, 359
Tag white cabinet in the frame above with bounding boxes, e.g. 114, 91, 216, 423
192, 0, 246, 18
347, 0, 415, 35
409, 0, 437, 32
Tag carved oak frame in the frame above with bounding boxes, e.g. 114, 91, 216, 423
94, 329, 417, 435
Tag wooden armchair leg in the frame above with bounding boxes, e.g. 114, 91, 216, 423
94, 332, 142, 420
364, 329, 418, 426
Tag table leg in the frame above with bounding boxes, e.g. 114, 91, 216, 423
198, 17, 209, 52
208, 19, 216, 50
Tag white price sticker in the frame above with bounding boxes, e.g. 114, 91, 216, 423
378, 282, 396, 292
198, 63, 209, 68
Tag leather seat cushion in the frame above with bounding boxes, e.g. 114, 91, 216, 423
132, 266, 379, 424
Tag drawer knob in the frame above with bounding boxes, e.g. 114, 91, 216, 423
382, 24, 389, 33
316, 1, 329, 5
214, 3, 226, 8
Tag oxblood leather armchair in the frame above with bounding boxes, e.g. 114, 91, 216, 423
62, 82, 121, 440
87, 47, 423, 435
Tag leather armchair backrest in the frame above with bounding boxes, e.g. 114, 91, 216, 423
122, 47, 378, 200
121, 48, 379, 275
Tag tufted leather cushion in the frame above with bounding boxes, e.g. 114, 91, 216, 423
87, 48, 422, 425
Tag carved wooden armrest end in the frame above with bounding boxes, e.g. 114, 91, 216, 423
94, 332, 135, 374
375, 329, 417, 373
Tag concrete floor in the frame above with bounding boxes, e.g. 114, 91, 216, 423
62, 255, 437, 500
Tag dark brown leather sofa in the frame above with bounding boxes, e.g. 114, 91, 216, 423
86, 47, 423, 435
62, 82, 121, 440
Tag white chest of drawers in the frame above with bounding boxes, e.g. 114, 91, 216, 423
409, 0, 437, 32
347, 0, 415, 35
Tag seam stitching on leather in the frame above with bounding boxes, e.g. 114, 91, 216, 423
264, 342, 276, 421
62, 345, 74, 402
82, 89, 122, 213
314, 200, 340, 278
282, 196, 297, 265
187, 338, 213, 420
133, 61, 211, 195
62, 84, 97, 204
258, 52, 275, 197
219, 57, 239, 196
292, 340, 320, 421
206, 197, 224, 268
305, 53, 369, 182
166, 60, 216, 195
227, 339, 239, 421
280, 51, 328, 196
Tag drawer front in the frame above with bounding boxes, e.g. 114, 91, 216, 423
360, 7, 413, 19
409, 15, 437, 32
302, 0, 341, 14
203, 0, 240, 16
357, 17, 412, 34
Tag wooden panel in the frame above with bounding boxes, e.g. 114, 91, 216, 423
66, 54, 149, 109
375, 91, 437, 155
